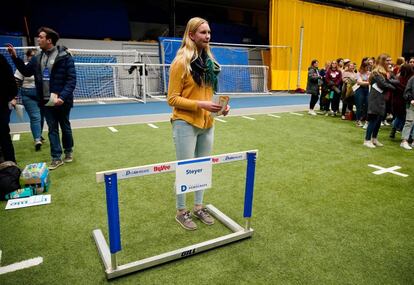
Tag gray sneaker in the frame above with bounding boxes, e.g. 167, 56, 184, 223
49, 159, 64, 170
193, 208, 215, 225
175, 211, 197, 230
63, 152, 73, 163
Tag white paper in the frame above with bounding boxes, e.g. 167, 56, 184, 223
45, 93, 57, 107
5, 195, 51, 210
14, 104, 25, 122
372, 83, 383, 93
352, 84, 360, 92
210, 96, 229, 117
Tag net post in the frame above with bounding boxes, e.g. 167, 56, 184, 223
142, 63, 147, 103
243, 152, 257, 230
104, 173, 122, 270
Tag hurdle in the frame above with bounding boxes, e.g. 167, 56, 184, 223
93, 150, 258, 279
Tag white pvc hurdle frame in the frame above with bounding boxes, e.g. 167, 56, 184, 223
93, 150, 258, 279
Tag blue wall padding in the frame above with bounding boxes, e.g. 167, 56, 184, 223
159, 37, 251, 92
211, 47, 251, 92
73, 56, 116, 99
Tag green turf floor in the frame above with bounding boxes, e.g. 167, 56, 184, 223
1, 112, 413, 284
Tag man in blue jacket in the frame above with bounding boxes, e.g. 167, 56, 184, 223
7, 27, 76, 170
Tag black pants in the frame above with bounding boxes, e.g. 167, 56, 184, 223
341, 96, 355, 116
330, 92, 341, 112
319, 89, 330, 111
309, 92, 319, 110
0, 108, 15, 162
365, 114, 382, 140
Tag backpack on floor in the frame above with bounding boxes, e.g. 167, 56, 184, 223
0, 161, 21, 200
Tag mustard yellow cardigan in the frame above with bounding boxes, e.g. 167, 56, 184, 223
167, 61, 214, 129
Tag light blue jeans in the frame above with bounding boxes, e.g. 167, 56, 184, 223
21, 88, 44, 142
401, 105, 414, 140
172, 120, 214, 210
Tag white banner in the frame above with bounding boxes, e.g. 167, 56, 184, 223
5, 195, 51, 210
175, 158, 212, 195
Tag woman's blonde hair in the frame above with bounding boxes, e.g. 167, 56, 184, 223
396, 56, 405, 66
172, 17, 216, 77
371, 53, 389, 77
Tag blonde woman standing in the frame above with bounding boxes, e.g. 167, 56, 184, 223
168, 17, 230, 230
363, 54, 396, 148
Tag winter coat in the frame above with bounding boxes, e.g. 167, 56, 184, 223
391, 76, 409, 117
325, 69, 342, 87
0, 54, 17, 109
306, 66, 320, 95
367, 72, 395, 116
403, 76, 414, 107
12, 46, 76, 107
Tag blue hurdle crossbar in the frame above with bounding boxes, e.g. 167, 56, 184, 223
93, 150, 258, 279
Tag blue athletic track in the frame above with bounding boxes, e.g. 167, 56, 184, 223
10, 94, 309, 123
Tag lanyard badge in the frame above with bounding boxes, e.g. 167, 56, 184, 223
43, 67, 50, 81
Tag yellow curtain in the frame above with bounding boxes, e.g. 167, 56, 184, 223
269, 0, 404, 90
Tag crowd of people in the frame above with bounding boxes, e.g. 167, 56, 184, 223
306, 55, 414, 150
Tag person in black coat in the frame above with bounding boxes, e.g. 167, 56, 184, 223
306, 59, 322, 115
0, 54, 18, 162
363, 54, 396, 148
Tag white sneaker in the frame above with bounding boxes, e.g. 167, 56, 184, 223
400, 142, 412, 150
308, 110, 317, 116
363, 122, 368, 129
363, 141, 376, 148
372, 140, 384, 147
356, 121, 363, 127
384, 121, 390, 126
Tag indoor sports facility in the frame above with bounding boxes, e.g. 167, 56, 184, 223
1, 0, 414, 284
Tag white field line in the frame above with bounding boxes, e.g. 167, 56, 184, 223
97, 101, 106, 104
0, 256, 43, 275
147, 123, 159, 129
267, 114, 281, 118
12, 134, 20, 141
368, 164, 408, 177
215, 118, 227, 123
108, 127, 118, 133
242, 116, 256, 120
289, 112, 304, 116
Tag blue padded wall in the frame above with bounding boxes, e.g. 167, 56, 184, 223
159, 37, 251, 92
73, 56, 116, 99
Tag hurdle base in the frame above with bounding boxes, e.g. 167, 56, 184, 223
92, 204, 253, 279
